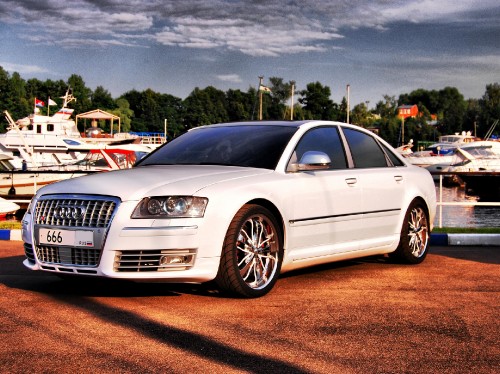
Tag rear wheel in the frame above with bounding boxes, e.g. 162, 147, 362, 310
215, 204, 283, 298
392, 200, 430, 264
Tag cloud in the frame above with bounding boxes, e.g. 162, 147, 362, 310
1, 0, 498, 57
0, 61, 54, 75
216, 74, 242, 83
155, 16, 342, 56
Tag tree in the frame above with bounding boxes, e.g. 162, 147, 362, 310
110, 98, 133, 133
157, 93, 184, 139
437, 86, 467, 135
299, 82, 337, 120
7, 72, 30, 120
182, 86, 228, 129
479, 83, 500, 137
0, 67, 12, 131
339, 97, 348, 122
137, 89, 162, 132
399, 88, 440, 115
267, 77, 296, 120
67, 74, 92, 114
91, 86, 116, 110
350, 102, 373, 127
121, 89, 184, 134
464, 98, 481, 137
226, 89, 254, 121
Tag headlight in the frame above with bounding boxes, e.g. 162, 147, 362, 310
131, 196, 208, 218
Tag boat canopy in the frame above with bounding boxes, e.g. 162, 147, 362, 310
76, 109, 121, 135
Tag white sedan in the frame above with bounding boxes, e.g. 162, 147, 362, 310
22, 121, 436, 298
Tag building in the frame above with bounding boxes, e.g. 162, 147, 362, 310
397, 104, 418, 119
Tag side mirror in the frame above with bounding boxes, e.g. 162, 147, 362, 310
288, 151, 331, 172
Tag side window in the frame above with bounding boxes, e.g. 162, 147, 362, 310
293, 127, 347, 169
343, 128, 388, 168
381, 143, 405, 166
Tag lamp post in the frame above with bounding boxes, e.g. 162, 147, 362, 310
346, 84, 350, 124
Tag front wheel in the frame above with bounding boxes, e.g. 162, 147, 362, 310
215, 204, 283, 298
391, 200, 430, 264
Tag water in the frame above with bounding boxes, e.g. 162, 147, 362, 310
435, 185, 500, 228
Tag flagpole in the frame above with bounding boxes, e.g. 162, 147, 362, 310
258, 76, 263, 121
290, 84, 294, 120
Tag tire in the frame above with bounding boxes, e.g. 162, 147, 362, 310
215, 204, 283, 298
391, 199, 430, 264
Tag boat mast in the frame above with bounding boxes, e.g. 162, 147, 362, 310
61, 88, 76, 109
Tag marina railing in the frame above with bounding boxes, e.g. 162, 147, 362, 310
432, 171, 500, 228
2, 170, 500, 228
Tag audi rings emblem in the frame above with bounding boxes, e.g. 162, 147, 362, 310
54, 205, 86, 220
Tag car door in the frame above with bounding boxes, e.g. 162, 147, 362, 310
285, 126, 364, 260
341, 127, 406, 249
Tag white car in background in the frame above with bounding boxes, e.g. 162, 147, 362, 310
22, 121, 436, 298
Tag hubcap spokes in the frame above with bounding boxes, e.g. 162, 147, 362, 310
236, 216, 278, 289
408, 207, 428, 257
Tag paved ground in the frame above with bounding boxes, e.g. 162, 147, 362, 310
1, 241, 498, 373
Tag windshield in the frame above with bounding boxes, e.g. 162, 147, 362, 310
137, 125, 297, 170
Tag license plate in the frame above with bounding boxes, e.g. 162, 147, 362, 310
38, 228, 94, 247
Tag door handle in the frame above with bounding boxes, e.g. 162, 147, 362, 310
394, 175, 403, 182
345, 178, 357, 186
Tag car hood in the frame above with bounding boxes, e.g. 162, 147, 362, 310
37, 165, 273, 201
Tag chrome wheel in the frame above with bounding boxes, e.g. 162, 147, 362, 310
236, 214, 279, 290
216, 204, 283, 298
392, 200, 430, 264
408, 206, 429, 258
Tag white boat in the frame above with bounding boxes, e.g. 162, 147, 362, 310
1, 91, 99, 168
0, 196, 20, 219
0, 152, 79, 196
0, 147, 150, 196
442, 141, 500, 173
52, 147, 149, 172
403, 131, 479, 168
1, 89, 162, 170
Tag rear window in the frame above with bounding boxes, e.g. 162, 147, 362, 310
343, 128, 389, 168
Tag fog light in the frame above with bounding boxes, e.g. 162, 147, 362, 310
160, 255, 190, 266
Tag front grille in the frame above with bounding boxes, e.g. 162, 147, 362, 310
115, 249, 196, 272
36, 245, 101, 266
24, 243, 35, 264
35, 197, 118, 227
33, 195, 120, 267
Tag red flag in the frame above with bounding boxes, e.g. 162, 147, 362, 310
35, 98, 45, 107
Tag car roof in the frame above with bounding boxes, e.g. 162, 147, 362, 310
196, 120, 346, 129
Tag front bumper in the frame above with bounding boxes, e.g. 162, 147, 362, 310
22, 197, 222, 283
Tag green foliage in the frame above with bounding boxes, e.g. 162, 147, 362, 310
299, 81, 340, 120
266, 77, 296, 120
479, 83, 500, 136
182, 86, 229, 129
91, 86, 116, 110
110, 98, 133, 133
67, 74, 93, 114
0, 65, 497, 144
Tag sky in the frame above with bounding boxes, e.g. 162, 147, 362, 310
0, 0, 499, 108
